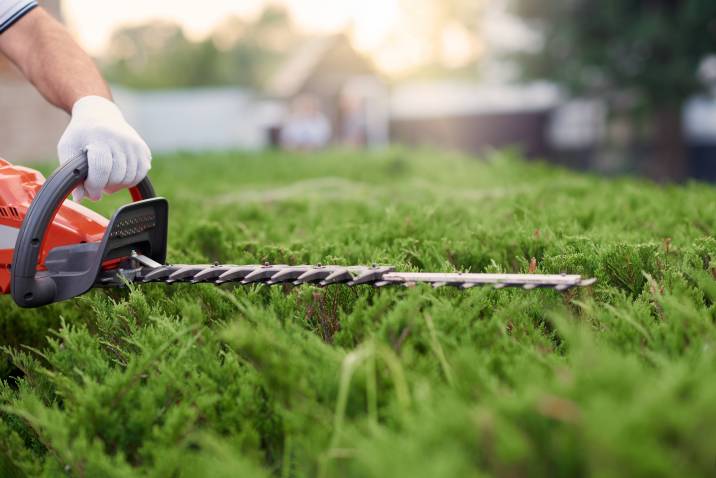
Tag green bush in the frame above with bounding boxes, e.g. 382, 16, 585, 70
1, 148, 715, 477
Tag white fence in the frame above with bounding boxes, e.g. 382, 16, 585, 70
112, 86, 283, 153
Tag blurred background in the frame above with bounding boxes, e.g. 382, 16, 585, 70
1, 0, 715, 181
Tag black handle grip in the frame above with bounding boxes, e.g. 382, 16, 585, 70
11, 154, 155, 307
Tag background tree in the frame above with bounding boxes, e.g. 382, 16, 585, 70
102, 6, 297, 90
511, 0, 716, 180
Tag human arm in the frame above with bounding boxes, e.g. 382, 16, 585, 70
0, 5, 111, 112
0, 4, 151, 200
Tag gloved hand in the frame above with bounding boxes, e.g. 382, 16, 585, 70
57, 96, 151, 201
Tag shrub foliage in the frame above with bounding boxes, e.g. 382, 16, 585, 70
1, 149, 716, 477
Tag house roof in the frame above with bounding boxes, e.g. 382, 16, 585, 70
267, 33, 378, 98
266, 35, 337, 98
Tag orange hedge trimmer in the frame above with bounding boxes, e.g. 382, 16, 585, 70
0, 157, 595, 308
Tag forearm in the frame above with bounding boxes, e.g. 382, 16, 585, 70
0, 8, 111, 113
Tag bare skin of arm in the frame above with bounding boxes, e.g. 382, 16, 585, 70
0, 7, 111, 113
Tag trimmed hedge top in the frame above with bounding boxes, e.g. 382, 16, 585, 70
1, 149, 715, 477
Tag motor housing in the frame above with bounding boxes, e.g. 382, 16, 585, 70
0, 159, 108, 294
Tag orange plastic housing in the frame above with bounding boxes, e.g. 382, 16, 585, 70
0, 159, 109, 294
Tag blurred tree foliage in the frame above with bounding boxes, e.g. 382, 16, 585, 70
511, 0, 716, 180
101, 6, 298, 90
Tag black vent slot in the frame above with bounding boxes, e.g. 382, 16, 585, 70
108, 213, 158, 240
0, 206, 19, 218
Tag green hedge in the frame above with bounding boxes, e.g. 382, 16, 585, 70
1, 149, 715, 477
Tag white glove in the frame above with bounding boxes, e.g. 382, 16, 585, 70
57, 96, 151, 201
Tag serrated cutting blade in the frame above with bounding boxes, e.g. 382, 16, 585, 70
129, 258, 596, 292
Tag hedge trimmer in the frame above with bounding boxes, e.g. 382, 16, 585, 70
0, 157, 595, 308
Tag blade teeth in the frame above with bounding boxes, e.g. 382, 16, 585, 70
216, 265, 260, 284
319, 268, 353, 286
266, 266, 311, 285
191, 266, 234, 283
141, 265, 179, 282
348, 266, 394, 286
241, 265, 288, 284
168, 266, 211, 283
294, 266, 332, 285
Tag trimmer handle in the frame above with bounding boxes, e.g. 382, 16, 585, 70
11, 154, 159, 307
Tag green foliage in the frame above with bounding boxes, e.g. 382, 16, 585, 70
511, 0, 716, 109
1, 148, 716, 476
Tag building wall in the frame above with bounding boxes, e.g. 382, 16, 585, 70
113, 86, 272, 152
390, 110, 551, 158
0, 75, 69, 163
0, 0, 69, 163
